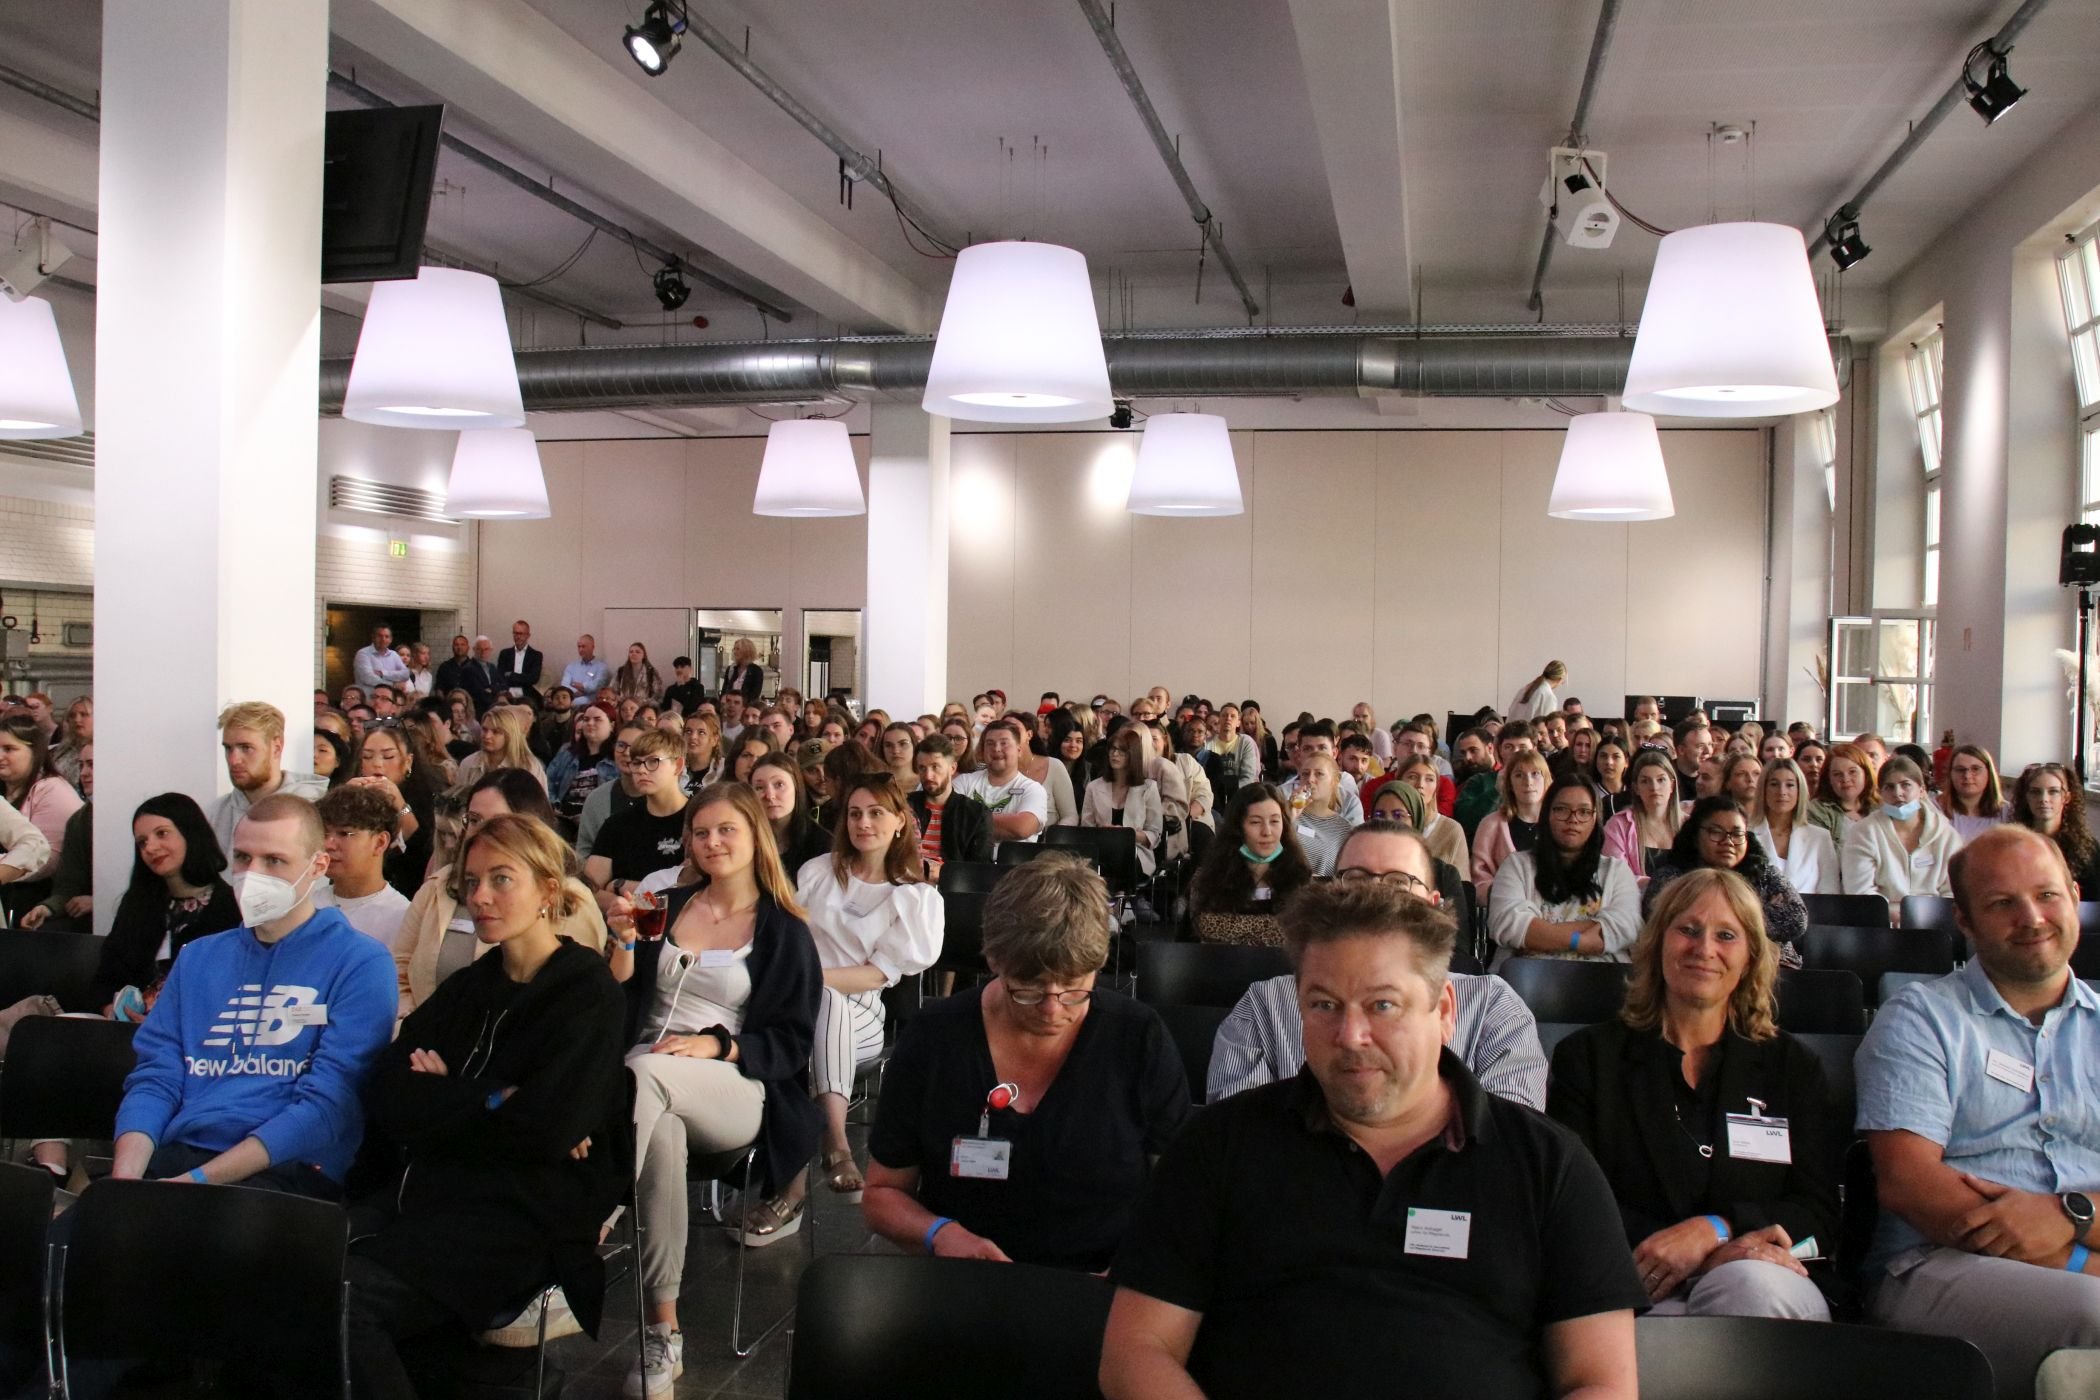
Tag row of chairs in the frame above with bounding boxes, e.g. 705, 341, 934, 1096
783, 1254, 1995, 1400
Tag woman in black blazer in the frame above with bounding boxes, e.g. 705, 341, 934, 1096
722, 637, 767, 706
1549, 866, 1837, 1320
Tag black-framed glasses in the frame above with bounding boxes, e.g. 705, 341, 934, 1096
632, 755, 678, 774
1548, 805, 1597, 821
1005, 985, 1093, 1008
1700, 826, 1750, 845
1335, 867, 1430, 894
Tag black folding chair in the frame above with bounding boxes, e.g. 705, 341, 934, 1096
678, 1142, 818, 1358
1800, 893, 1890, 929
0, 933, 104, 1012
1774, 969, 1866, 1035
1800, 926, 1954, 1003
1535, 1020, 1589, 1065
1790, 1031, 1862, 1166
2072, 907, 2100, 979
1899, 894, 1969, 962
1152, 1003, 1228, 1105
993, 842, 1057, 868
787, 1255, 1113, 1400
0, 1163, 52, 1378
1636, 1315, 1991, 1400
932, 890, 990, 987
938, 861, 1006, 897
0, 1017, 137, 1142
1495, 959, 1631, 1025
1043, 825, 1140, 894
53, 1179, 351, 1398
1134, 943, 1293, 1009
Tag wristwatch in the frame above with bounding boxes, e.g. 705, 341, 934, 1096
2063, 1192, 2094, 1243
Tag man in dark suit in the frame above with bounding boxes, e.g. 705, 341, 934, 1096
495, 619, 544, 702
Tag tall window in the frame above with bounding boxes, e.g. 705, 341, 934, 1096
1905, 329, 1944, 605
2059, 223, 2100, 523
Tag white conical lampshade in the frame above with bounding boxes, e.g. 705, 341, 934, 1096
1127, 413, 1242, 516
754, 419, 864, 516
1622, 222, 1838, 418
922, 241, 1113, 423
0, 295, 83, 439
446, 428, 549, 518
343, 267, 526, 429
1548, 412, 1675, 521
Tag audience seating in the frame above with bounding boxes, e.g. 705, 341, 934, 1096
2072, 917, 2100, 980
1774, 969, 1867, 1035
933, 890, 990, 983
1634, 1316, 1992, 1400
1534, 1020, 1588, 1064
994, 842, 1058, 868
1153, 1003, 1229, 1105
0, 933, 104, 1013
1496, 959, 1631, 1025
1134, 943, 1292, 1009
1043, 825, 1140, 894
1800, 926, 1954, 1003
678, 1142, 818, 1358
1790, 1032, 1862, 1160
1898, 895, 1970, 962
937, 861, 1005, 897
52, 1179, 351, 1398
787, 1255, 1113, 1400
0, 1017, 136, 1142
1800, 893, 1890, 929
1878, 969, 1940, 1004
0, 1162, 53, 1378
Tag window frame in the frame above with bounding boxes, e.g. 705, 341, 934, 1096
1904, 328, 1944, 606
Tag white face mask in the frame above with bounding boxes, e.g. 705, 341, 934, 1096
231, 858, 318, 927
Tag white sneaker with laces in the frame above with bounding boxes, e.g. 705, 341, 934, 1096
480, 1288, 582, 1347
626, 1322, 683, 1399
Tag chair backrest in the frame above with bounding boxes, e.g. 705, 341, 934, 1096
1789, 1032, 1862, 1166
1899, 894, 1969, 961
0, 932, 105, 1011
0, 1016, 137, 1141
938, 861, 1006, 897
1801, 925, 1954, 997
2072, 922, 2100, 980
1134, 943, 1293, 1009
1878, 969, 1940, 1005
61, 1179, 348, 1379
788, 1255, 1113, 1400
1496, 958, 1631, 1024
1636, 1315, 1991, 1400
994, 841, 1057, 868
1534, 1020, 1588, 1064
0, 1162, 53, 1351
2081, 900, 2100, 936
1043, 825, 1139, 890
1151, 1003, 1228, 1105
935, 890, 989, 975
1800, 893, 1890, 929
1773, 968, 1866, 1035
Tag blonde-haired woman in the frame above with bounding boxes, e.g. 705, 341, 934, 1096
1604, 750, 1686, 887
723, 638, 765, 706
1509, 660, 1567, 722
1548, 868, 1836, 1320
625, 783, 821, 1396
452, 707, 547, 791
1289, 753, 1355, 878
1752, 758, 1838, 895
1471, 750, 1551, 907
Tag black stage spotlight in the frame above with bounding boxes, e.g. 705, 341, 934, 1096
1108, 400, 1134, 430
624, 2, 685, 76
652, 261, 691, 311
1964, 42, 2026, 125
1826, 214, 1871, 271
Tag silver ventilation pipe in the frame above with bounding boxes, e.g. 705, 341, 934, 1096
319, 330, 1679, 413
1527, 0, 1623, 315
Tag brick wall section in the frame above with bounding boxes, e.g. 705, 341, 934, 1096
313, 531, 477, 687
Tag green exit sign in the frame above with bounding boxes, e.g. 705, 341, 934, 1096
388, 539, 408, 558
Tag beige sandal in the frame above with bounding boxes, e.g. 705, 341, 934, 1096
822, 1149, 865, 1201
737, 1194, 805, 1248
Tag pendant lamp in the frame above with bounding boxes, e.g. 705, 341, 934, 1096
922, 241, 1113, 423
1547, 412, 1675, 521
343, 267, 526, 429
753, 418, 864, 517
1126, 412, 1242, 516
446, 428, 550, 519
1622, 222, 1838, 418
0, 295, 83, 439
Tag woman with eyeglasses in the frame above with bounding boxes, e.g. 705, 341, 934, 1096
584, 729, 692, 899
1839, 754, 1957, 911
2011, 761, 2100, 898
1644, 796, 1808, 966
1939, 744, 2010, 844
1488, 775, 1641, 968
864, 852, 1189, 1271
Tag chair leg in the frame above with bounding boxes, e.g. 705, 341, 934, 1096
338, 1280, 353, 1400
629, 1202, 648, 1386
45, 1237, 66, 1400
729, 1150, 798, 1359
533, 1282, 553, 1400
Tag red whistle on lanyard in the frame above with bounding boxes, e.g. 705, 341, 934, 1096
987, 1082, 1019, 1112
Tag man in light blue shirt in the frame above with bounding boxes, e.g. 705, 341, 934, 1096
352, 623, 411, 693
560, 633, 610, 699
1857, 825, 2100, 1398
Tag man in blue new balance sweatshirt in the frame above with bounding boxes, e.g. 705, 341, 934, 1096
112, 793, 396, 1191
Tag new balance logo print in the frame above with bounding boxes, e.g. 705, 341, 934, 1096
201, 983, 321, 1049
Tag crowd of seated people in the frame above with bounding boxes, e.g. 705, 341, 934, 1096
13, 658, 2100, 1398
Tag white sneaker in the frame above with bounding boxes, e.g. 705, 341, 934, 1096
626, 1323, 683, 1399
480, 1288, 582, 1347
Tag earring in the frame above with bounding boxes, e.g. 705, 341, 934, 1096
540, 905, 552, 921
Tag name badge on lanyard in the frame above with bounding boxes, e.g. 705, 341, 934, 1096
951, 1082, 1020, 1181
1724, 1097, 1792, 1164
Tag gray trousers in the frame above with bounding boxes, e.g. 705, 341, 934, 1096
1645, 1259, 1830, 1320
1871, 1247, 2100, 1400
629, 1050, 766, 1306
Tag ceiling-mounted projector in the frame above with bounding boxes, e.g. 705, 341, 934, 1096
1540, 147, 1619, 250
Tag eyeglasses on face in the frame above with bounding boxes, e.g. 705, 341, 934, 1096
1005, 985, 1093, 1008
1335, 867, 1429, 894
632, 756, 678, 774
1700, 826, 1750, 844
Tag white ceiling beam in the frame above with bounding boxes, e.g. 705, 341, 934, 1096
1285, 0, 1414, 319
330, 0, 936, 333
0, 106, 98, 228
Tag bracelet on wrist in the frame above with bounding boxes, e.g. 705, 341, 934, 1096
1702, 1214, 1730, 1244
1568, 929, 1583, 953
2071, 1243, 2090, 1274
923, 1216, 956, 1255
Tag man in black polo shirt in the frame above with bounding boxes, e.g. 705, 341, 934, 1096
1103, 880, 1643, 1400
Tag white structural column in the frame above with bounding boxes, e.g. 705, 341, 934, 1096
862, 406, 951, 717
93, 0, 326, 929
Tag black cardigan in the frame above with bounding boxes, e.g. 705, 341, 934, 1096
357, 939, 630, 1333
907, 789, 993, 868
623, 884, 822, 1193
90, 879, 241, 1012
1548, 1019, 1839, 1258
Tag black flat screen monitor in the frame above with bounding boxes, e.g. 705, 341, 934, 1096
322, 105, 443, 283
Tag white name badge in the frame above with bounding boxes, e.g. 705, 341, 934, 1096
1985, 1048, 2036, 1093
949, 1136, 1011, 1180
1403, 1207, 1472, 1259
1252, 885, 1275, 902
1911, 850, 1936, 871
1297, 824, 1317, 841
447, 915, 476, 934
279, 1003, 330, 1028
1725, 1113, 1792, 1164
698, 949, 738, 969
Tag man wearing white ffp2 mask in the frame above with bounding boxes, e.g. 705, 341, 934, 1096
108, 793, 397, 1193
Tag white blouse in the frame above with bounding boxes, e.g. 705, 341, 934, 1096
794, 863, 945, 986
1753, 820, 1840, 895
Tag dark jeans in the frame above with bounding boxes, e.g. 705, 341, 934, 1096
344, 1255, 455, 1400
